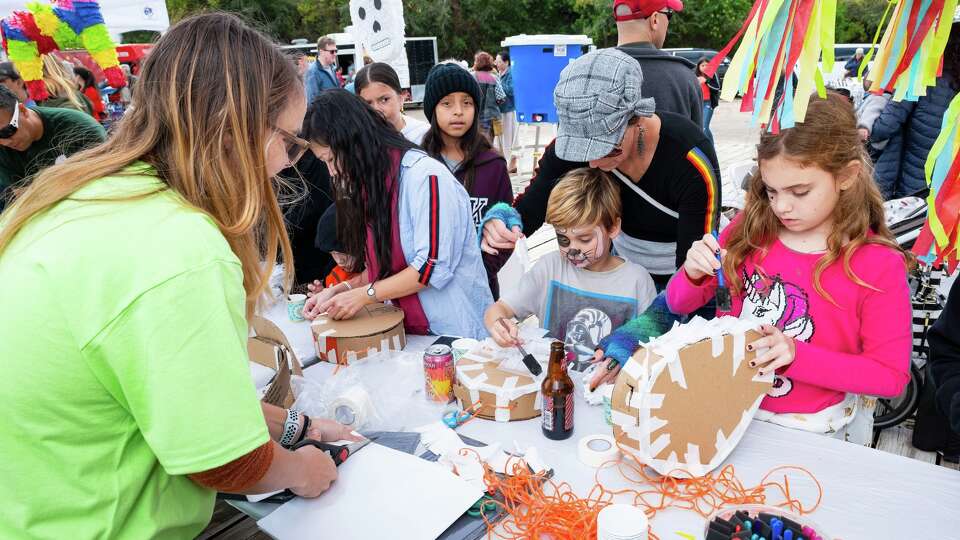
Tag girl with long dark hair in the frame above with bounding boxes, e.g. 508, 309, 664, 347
301, 89, 491, 339
355, 62, 429, 144
421, 62, 514, 298
694, 56, 720, 145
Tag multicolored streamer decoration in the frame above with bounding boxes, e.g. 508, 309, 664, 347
704, 0, 838, 132
866, 0, 958, 102
0, 0, 126, 102
912, 92, 960, 271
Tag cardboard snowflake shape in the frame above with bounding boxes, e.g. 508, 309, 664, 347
610, 316, 774, 477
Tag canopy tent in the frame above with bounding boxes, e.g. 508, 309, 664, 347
0, 0, 169, 42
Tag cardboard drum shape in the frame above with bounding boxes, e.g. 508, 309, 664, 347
611, 317, 773, 477
311, 303, 406, 364
454, 346, 544, 422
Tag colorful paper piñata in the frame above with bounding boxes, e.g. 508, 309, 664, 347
912, 92, 960, 272
0, 0, 126, 102
704, 0, 838, 132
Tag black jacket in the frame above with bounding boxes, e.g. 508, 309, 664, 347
930, 277, 960, 435
700, 72, 721, 109
279, 153, 335, 285
513, 112, 721, 277
872, 74, 958, 199
617, 42, 703, 127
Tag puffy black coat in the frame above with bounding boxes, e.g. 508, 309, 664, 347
871, 74, 958, 199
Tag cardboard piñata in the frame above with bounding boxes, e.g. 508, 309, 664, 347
311, 303, 406, 364
453, 344, 544, 422
610, 316, 774, 477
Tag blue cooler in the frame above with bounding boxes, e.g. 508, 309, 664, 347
502, 34, 593, 123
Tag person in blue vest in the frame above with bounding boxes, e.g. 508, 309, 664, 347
305, 36, 341, 103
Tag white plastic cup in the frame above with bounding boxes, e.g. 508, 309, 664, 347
287, 294, 307, 322
451, 338, 479, 362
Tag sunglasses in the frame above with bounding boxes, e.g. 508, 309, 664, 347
323, 49, 338, 54
0, 103, 20, 139
658, 9, 674, 21
273, 127, 311, 163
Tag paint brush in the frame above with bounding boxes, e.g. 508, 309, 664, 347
713, 230, 732, 312
498, 318, 542, 376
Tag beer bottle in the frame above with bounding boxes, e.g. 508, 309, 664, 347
541, 341, 575, 440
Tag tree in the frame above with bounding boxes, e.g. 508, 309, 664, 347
165, 0, 892, 59
835, 0, 889, 44
566, 0, 752, 51
120, 30, 161, 44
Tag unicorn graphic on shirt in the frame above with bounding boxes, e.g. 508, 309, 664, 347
741, 269, 816, 398
742, 269, 815, 341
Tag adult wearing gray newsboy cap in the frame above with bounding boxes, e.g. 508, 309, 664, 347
482, 48, 722, 291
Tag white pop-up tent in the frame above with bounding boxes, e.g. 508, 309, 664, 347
0, 0, 170, 41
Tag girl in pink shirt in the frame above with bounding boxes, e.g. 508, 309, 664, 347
668, 94, 912, 442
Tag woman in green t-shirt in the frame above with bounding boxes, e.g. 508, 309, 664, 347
0, 13, 354, 539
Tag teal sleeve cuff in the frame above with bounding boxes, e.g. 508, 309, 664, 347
477, 203, 522, 245
598, 294, 681, 366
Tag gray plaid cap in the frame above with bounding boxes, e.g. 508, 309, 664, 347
554, 48, 656, 162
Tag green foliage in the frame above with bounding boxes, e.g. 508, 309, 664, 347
120, 30, 160, 44
667, 0, 754, 50
835, 0, 889, 44
166, 0, 893, 57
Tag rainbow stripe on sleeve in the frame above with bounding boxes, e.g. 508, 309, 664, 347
685, 147, 720, 234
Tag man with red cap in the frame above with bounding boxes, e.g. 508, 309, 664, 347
614, 0, 702, 127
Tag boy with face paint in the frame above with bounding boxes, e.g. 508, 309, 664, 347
484, 168, 656, 368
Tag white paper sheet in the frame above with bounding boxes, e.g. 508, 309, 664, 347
257, 443, 482, 540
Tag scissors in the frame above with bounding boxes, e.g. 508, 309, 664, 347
443, 402, 482, 429
467, 494, 499, 518
290, 436, 375, 466
239, 436, 377, 504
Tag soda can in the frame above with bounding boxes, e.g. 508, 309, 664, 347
423, 344, 455, 402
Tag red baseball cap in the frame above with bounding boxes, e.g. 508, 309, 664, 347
613, 0, 684, 21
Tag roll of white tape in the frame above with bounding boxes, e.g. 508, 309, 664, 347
596, 504, 648, 540
577, 434, 620, 468
329, 386, 374, 430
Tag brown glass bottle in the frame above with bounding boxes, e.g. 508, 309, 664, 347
541, 341, 575, 440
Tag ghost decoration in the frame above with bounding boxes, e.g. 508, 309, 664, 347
349, 0, 410, 87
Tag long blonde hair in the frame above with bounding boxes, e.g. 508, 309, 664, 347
1, 13, 300, 318
724, 93, 909, 303
41, 55, 86, 111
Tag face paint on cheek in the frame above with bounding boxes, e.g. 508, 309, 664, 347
557, 226, 605, 268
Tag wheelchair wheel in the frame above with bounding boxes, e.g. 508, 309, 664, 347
873, 363, 923, 430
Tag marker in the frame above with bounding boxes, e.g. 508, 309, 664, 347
771, 519, 783, 539
744, 520, 752, 532
783, 531, 793, 540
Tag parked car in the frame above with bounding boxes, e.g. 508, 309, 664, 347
662, 47, 731, 87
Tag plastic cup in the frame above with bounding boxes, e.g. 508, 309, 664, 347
287, 294, 307, 322
451, 338, 479, 362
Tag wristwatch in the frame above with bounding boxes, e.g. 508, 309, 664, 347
366, 282, 377, 302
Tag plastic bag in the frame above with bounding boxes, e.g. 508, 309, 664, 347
291, 348, 449, 432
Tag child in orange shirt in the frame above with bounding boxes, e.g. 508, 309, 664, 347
305, 205, 360, 314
